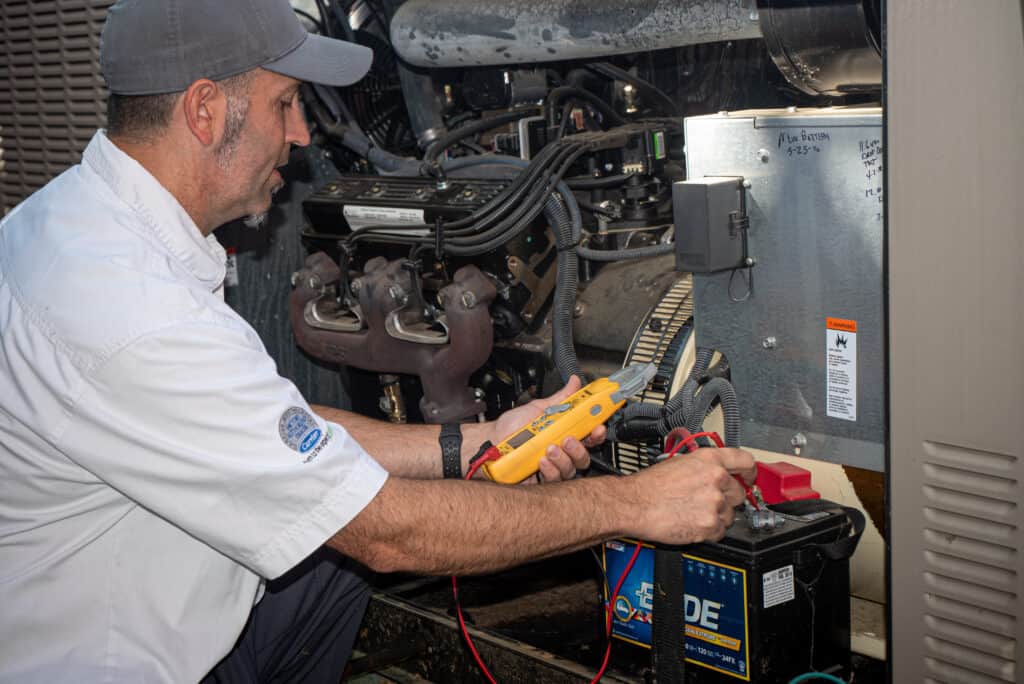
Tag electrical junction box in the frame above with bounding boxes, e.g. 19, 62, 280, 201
684, 108, 885, 470
603, 502, 855, 683
673, 177, 749, 273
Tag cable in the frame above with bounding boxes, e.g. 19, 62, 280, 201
451, 576, 498, 684
313, 0, 334, 37
452, 445, 502, 683
453, 443, 639, 683
293, 7, 324, 32
566, 173, 637, 189
591, 542, 642, 684
576, 243, 674, 262
586, 62, 680, 117
546, 86, 626, 128
424, 109, 541, 164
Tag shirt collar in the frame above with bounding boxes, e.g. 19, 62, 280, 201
82, 130, 227, 291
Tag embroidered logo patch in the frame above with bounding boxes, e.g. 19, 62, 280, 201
279, 406, 321, 453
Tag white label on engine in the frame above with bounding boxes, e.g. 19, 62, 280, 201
224, 248, 239, 288
826, 317, 857, 421
762, 565, 795, 609
343, 205, 427, 233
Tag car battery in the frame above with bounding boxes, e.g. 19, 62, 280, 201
602, 500, 864, 682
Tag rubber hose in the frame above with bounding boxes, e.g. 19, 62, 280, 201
424, 109, 540, 164
685, 377, 741, 448
306, 98, 421, 175
546, 86, 626, 128
546, 194, 583, 383
576, 243, 674, 262
566, 173, 636, 189
665, 347, 713, 416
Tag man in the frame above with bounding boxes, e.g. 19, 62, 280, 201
0, 0, 756, 682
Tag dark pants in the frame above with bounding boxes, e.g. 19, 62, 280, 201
203, 549, 372, 684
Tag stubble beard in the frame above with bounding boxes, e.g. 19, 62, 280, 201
215, 92, 276, 229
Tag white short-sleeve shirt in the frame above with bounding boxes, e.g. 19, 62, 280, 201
0, 131, 389, 682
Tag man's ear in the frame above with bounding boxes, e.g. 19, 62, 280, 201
181, 79, 222, 147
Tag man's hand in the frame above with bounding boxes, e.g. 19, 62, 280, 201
631, 448, 757, 545
487, 376, 606, 483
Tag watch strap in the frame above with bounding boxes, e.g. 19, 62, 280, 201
440, 423, 463, 479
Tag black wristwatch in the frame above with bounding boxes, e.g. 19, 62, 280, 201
440, 423, 463, 479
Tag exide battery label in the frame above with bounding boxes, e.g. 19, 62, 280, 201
604, 543, 751, 681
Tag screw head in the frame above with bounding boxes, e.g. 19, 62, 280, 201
762, 336, 777, 350
306, 275, 322, 290
757, 148, 770, 163
791, 433, 807, 448
290, 271, 301, 287
350, 279, 362, 294
744, 257, 756, 267
460, 291, 477, 309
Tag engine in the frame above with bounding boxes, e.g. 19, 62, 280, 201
284, 0, 883, 469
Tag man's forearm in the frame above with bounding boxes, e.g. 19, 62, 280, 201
328, 474, 637, 575
312, 405, 490, 479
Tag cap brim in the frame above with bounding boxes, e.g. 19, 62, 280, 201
263, 33, 373, 87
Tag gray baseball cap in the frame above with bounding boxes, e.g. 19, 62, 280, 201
101, 0, 373, 95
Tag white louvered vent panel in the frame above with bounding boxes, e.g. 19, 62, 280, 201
921, 441, 1019, 683
0, 1, 113, 211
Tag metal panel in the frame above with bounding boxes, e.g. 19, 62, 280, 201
685, 108, 884, 470
0, 0, 114, 211
888, 1, 1024, 682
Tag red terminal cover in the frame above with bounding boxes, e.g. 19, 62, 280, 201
755, 462, 821, 504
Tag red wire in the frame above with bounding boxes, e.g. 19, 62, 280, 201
453, 443, 643, 683
590, 541, 642, 683
452, 447, 502, 684
452, 575, 498, 684
664, 430, 759, 509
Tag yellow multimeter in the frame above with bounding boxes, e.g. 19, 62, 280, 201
481, 363, 655, 484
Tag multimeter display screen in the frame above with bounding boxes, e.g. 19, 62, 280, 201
507, 428, 534, 448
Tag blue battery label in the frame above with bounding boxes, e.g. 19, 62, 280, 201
603, 541, 750, 680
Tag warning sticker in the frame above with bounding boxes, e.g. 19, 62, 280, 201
826, 317, 857, 421
762, 565, 795, 609
343, 205, 428, 233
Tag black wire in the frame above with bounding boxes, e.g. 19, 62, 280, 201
313, 0, 335, 37
348, 143, 585, 255
445, 146, 586, 255
587, 62, 680, 117
555, 103, 574, 140
293, 8, 324, 32
330, 0, 358, 41
440, 143, 563, 232
423, 109, 541, 164
445, 145, 581, 246
566, 174, 637, 189
546, 86, 626, 128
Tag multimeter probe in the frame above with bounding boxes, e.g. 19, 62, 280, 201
478, 362, 655, 484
